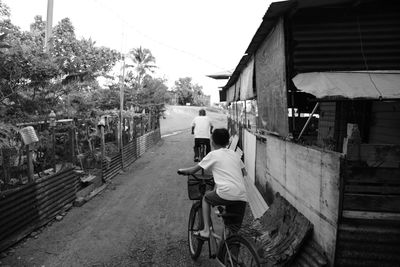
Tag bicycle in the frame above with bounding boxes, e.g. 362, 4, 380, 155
179, 172, 261, 267
194, 142, 208, 163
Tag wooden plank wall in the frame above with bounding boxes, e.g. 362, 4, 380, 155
255, 133, 341, 265
0, 168, 78, 251
336, 149, 400, 266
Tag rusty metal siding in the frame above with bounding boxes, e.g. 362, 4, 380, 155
0, 168, 78, 251
255, 18, 289, 137
289, 2, 400, 74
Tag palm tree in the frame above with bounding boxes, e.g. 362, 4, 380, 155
127, 46, 156, 95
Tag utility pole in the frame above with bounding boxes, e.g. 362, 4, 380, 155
118, 55, 126, 150
44, 0, 54, 52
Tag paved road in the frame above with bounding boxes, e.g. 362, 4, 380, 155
1, 106, 227, 267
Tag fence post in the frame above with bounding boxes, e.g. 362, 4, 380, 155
141, 116, 144, 136
117, 116, 121, 151
26, 145, 34, 182
2, 149, 11, 184
100, 125, 105, 164
70, 128, 75, 163
51, 127, 56, 172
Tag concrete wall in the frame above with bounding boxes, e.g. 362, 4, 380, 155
255, 133, 341, 265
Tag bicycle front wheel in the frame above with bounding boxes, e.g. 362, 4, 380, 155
221, 234, 261, 267
188, 201, 204, 260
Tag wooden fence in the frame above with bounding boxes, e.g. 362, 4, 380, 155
0, 167, 78, 251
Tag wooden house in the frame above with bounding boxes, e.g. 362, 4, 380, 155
220, 0, 400, 265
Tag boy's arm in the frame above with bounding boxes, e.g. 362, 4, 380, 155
178, 164, 202, 175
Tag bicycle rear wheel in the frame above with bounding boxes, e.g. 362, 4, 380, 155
188, 201, 204, 259
221, 235, 261, 267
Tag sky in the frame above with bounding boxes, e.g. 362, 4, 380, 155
3, 0, 274, 103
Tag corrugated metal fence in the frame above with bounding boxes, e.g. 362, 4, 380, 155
0, 167, 78, 251
102, 129, 161, 181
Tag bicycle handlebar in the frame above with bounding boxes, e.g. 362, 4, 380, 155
177, 171, 213, 181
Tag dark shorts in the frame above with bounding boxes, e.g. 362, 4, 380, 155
204, 190, 246, 230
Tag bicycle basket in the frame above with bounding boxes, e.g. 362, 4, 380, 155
187, 176, 214, 200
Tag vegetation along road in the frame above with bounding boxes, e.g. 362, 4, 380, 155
1, 105, 227, 267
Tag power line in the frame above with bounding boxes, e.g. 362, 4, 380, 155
91, 0, 225, 70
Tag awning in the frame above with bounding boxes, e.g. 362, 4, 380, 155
206, 70, 232, 80
293, 72, 400, 100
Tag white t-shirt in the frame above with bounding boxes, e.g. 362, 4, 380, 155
199, 148, 247, 202
191, 116, 213, 139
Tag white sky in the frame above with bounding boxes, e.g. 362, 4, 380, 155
3, 0, 274, 103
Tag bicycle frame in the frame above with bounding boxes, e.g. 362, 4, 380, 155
209, 211, 236, 266
184, 173, 260, 266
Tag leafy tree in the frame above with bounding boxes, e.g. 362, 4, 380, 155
0, 0, 10, 20
138, 75, 169, 105
0, 12, 120, 122
173, 77, 205, 105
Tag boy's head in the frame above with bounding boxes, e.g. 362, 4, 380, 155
211, 128, 230, 148
199, 109, 206, 116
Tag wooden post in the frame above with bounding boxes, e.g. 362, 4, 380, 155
133, 118, 137, 138
26, 145, 34, 182
117, 117, 121, 151
51, 127, 56, 173
141, 116, 144, 136
342, 123, 361, 160
70, 128, 75, 163
2, 148, 11, 184
100, 125, 105, 165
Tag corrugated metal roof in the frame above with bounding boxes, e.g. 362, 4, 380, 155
222, 0, 376, 91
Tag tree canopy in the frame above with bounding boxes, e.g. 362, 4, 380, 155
0, 6, 121, 122
172, 77, 207, 106
0, 1, 171, 122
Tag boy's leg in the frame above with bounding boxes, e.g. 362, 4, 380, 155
225, 201, 247, 233
193, 138, 200, 161
205, 139, 211, 154
200, 195, 211, 236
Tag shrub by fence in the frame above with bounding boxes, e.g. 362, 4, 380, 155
0, 110, 161, 252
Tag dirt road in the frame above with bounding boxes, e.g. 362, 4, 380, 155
1, 106, 227, 267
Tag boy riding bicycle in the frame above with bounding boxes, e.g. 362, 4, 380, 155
191, 109, 213, 162
178, 128, 247, 239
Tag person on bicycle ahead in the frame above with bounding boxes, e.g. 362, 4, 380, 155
178, 128, 247, 239
191, 109, 213, 162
